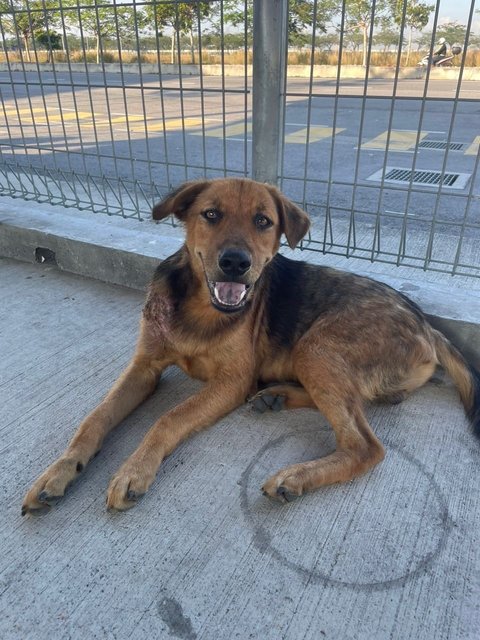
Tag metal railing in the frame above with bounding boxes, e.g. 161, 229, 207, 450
0, 0, 479, 277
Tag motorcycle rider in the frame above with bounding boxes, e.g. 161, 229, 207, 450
432, 37, 447, 65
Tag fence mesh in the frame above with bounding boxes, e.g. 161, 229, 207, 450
0, 0, 479, 277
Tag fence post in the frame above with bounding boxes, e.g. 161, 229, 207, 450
252, 0, 288, 185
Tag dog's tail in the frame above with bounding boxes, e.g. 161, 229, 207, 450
433, 330, 480, 438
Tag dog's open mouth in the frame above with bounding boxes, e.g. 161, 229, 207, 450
208, 281, 251, 312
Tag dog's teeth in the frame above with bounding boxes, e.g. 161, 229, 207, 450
214, 282, 247, 306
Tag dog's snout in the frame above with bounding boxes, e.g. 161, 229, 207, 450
219, 248, 252, 277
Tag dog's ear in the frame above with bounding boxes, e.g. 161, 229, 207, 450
266, 185, 310, 249
152, 181, 210, 221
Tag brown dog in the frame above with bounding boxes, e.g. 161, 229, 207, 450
22, 178, 480, 513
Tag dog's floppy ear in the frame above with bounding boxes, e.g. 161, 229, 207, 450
152, 180, 209, 221
266, 185, 310, 249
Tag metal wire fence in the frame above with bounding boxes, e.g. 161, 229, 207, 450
0, 0, 479, 277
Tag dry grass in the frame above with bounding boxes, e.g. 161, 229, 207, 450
0, 48, 478, 67
288, 49, 480, 67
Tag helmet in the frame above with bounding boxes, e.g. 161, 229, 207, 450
438, 38, 446, 44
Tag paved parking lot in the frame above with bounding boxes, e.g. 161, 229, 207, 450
1, 71, 479, 277
1, 256, 479, 639
1, 72, 478, 193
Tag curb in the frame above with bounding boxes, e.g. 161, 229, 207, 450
1, 198, 479, 368
1, 62, 478, 80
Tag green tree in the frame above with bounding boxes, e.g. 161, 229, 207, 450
220, 0, 337, 45
0, 0, 58, 62
436, 22, 468, 47
415, 30, 433, 51
344, 0, 388, 66
63, 0, 134, 64
145, 1, 211, 64
315, 32, 340, 53
343, 29, 364, 52
388, 0, 433, 65
36, 29, 61, 61
374, 26, 402, 52
468, 33, 480, 49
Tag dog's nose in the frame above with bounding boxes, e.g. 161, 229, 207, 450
218, 248, 252, 277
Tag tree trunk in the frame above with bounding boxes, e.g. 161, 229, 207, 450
96, 33, 100, 64
362, 24, 368, 67
171, 32, 175, 64
189, 28, 195, 64
405, 28, 413, 66
23, 34, 31, 63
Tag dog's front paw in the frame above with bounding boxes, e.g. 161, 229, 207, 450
262, 467, 304, 503
22, 457, 82, 515
106, 461, 155, 511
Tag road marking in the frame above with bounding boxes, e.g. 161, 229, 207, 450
2, 107, 48, 116
465, 136, 480, 156
197, 122, 342, 144
48, 112, 94, 121
362, 130, 428, 151
126, 117, 208, 132
3, 109, 95, 124
95, 115, 146, 125
284, 126, 344, 144
193, 122, 252, 138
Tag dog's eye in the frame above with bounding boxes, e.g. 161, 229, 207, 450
254, 214, 273, 229
202, 209, 221, 223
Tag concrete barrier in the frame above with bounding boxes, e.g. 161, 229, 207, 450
1, 61, 479, 80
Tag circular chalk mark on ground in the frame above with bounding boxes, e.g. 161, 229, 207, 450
240, 430, 452, 591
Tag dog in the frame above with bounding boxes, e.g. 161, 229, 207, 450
22, 178, 480, 514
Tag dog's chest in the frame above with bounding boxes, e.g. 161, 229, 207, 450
175, 354, 215, 381
143, 292, 174, 338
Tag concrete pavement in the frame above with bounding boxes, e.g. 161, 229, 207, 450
1, 256, 479, 640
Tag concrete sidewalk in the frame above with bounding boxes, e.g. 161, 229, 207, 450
1, 256, 479, 640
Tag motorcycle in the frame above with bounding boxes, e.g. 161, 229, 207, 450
417, 44, 463, 67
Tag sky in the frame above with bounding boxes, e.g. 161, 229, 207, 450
431, 0, 479, 30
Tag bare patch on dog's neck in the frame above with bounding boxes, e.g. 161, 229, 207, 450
143, 291, 174, 338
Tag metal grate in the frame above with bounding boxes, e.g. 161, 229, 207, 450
418, 141, 465, 151
367, 167, 472, 190
385, 168, 459, 186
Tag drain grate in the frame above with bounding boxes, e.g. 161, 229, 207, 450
418, 140, 465, 151
385, 168, 459, 186
367, 166, 471, 190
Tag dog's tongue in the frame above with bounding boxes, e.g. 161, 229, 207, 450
214, 282, 247, 306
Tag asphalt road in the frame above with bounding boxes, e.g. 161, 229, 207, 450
0, 70, 479, 251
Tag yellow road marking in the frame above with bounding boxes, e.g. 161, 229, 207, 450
2, 107, 48, 116
48, 112, 94, 121
94, 115, 146, 126
465, 136, 480, 156
199, 122, 342, 143
2, 110, 95, 125
284, 126, 344, 144
362, 130, 427, 151
193, 122, 252, 138
128, 117, 207, 132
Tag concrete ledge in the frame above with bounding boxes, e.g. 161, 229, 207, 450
1, 61, 478, 80
1, 198, 479, 367
0, 198, 182, 291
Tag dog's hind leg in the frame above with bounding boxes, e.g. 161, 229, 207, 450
250, 384, 316, 412
22, 351, 166, 514
262, 349, 385, 502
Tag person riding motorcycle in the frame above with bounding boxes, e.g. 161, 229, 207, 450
432, 38, 447, 65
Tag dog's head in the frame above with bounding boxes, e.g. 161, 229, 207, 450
152, 178, 310, 313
